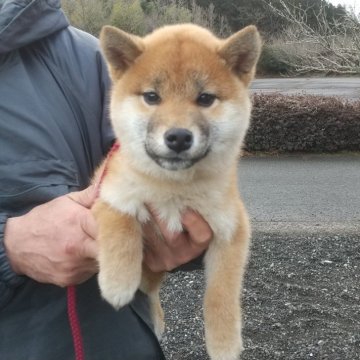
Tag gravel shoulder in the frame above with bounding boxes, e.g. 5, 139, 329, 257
161, 230, 359, 360
160, 154, 360, 359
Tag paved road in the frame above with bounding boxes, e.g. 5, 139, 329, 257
238, 154, 360, 233
251, 77, 360, 101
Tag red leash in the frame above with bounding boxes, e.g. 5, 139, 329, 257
96, 141, 121, 197
67, 285, 85, 360
67, 141, 120, 360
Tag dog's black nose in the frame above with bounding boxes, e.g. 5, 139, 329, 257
164, 128, 193, 153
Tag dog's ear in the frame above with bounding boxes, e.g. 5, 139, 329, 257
100, 26, 144, 80
219, 25, 262, 86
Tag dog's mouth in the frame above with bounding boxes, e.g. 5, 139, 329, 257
144, 125, 212, 171
145, 147, 210, 171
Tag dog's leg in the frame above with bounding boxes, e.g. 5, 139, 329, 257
93, 200, 143, 310
141, 265, 166, 340
204, 206, 250, 360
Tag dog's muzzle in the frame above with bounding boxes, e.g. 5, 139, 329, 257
145, 127, 210, 171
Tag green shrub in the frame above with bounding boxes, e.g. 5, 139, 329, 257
62, 0, 113, 36
257, 44, 295, 75
110, 0, 147, 35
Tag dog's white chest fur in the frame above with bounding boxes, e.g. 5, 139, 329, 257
100, 168, 237, 242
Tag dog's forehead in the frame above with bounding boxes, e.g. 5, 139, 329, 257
144, 24, 220, 50
143, 67, 212, 94
132, 35, 233, 94
143, 33, 219, 70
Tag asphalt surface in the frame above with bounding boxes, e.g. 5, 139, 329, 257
251, 78, 360, 101
238, 154, 360, 233
161, 154, 360, 359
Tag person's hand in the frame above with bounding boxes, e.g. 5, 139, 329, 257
143, 208, 212, 272
4, 186, 99, 287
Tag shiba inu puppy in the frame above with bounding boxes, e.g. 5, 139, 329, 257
92, 23, 261, 360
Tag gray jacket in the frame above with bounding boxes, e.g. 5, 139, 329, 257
0, 1, 162, 359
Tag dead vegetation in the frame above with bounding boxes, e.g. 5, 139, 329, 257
245, 94, 360, 153
262, 0, 360, 75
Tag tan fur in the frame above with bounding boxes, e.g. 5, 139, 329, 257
93, 23, 261, 360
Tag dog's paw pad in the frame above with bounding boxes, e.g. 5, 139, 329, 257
98, 275, 138, 310
102, 287, 136, 310
207, 337, 243, 360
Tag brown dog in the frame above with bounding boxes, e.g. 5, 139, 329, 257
92, 23, 261, 360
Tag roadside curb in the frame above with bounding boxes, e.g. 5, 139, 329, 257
251, 221, 360, 235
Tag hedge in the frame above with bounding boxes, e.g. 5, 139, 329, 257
244, 94, 360, 153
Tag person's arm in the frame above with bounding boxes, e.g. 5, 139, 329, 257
3, 186, 99, 288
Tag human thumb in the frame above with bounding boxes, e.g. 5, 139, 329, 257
80, 238, 99, 259
67, 184, 97, 209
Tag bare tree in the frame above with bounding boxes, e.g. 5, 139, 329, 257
266, 0, 360, 75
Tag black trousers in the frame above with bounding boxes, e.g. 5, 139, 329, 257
0, 278, 166, 360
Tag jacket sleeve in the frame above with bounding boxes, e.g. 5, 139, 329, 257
0, 215, 25, 308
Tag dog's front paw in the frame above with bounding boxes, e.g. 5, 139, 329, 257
98, 270, 140, 310
205, 320, 243, 360
207, 335, 243, 360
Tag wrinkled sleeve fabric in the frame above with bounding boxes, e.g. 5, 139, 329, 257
0, 215, 25, 307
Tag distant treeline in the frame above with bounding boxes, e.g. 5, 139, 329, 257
62, 0, 360, 75
195, 0, 349, 37
62, 0, 350, 38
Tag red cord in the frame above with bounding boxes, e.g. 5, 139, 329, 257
67, 285, 85, 360
66, 142, 120, 360
96, 141, 121, 197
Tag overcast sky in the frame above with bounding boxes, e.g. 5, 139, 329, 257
328, 0, 359, 13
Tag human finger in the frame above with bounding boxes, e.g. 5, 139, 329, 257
181, 209, 212, 247
79, 209, 98, 240
67, 184, 97, 209
81, 238, 99, 259
64, 237, 98, 259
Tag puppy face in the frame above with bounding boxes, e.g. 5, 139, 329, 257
101, 24, 261, 177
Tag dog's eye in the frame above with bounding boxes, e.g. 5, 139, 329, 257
196, 93, 216, 107
143, 92, 161, 105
